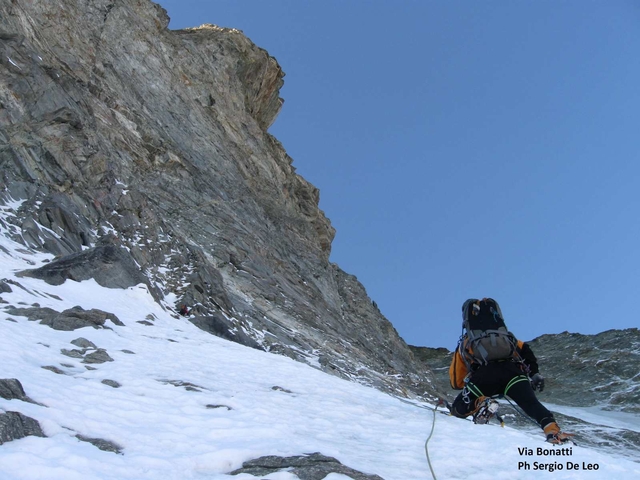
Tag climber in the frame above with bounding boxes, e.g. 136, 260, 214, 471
448, 298, 573, 444
179, 304, 191, 316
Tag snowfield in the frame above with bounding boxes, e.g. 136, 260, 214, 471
1, 204, 639, 479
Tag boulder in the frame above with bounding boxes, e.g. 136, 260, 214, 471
6, 305, 123, 330
231, 452, 384, 480
0, 411, 46, 445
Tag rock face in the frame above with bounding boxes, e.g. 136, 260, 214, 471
0, 0, 435, 398
17, 237, 161, 298
528, 328, 640, 414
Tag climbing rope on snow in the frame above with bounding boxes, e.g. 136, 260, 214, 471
389, 395, 446, 479
424, 400, 441, 480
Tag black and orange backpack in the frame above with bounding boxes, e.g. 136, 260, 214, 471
449, 298, 520, 389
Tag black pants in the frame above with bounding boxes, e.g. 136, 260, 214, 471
451, 361, 555, 430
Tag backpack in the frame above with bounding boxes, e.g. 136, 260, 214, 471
449, 298, 518, 389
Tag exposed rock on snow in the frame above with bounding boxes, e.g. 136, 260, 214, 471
0, 280, 11, 293
18, 239, 161, 300
82, 349, 114, 364
101, 379, 121, 388
5, 305, 123, 330
189, 314, 261, 349
70, 337, 98, 349
75, 434, 123, 455
0, 411, 45, 445
230, 452, 384, 480
0, 378, 38, 405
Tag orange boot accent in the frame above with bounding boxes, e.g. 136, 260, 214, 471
544, 422, 574, 444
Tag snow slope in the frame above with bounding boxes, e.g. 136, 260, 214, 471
1, 202, 639, 479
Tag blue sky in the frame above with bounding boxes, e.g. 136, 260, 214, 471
157, 1, 640, 349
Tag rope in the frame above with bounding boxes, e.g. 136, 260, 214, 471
418, 390, 545, 480
502, 395, 541, 427
424, 403, 439, 480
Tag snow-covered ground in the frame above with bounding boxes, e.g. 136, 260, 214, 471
1, 202, 639, 479
545, 403, 640, 434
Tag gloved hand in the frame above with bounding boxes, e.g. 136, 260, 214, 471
531, 373, 545, 392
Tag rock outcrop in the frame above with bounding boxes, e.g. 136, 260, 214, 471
0, 378, 38, 404
0, 379, 46, 445
5, 305, 123, 330
0, 411, 45, 445
528, 328, 640, 414
231, 452, 384, 480
0, 0, 436, 398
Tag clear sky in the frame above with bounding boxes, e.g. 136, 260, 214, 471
156, 1, 640, 349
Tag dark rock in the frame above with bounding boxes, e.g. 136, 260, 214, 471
17, 240, 161, 301
43, 306, 124, 330
82, 349, 114, 364
529, 328, 640, 414
0, 379, 30, 402
75, 434, 123, 454
271, 386, 293, 394
5, 305, 123, 330
101, 379, 121, 388
230, 452, 384, 480
189, 315, 261, 350
0, 379, 26, 400
4, 306, 60, 324
0, 279, 12, 293
61, 348, 86, 359
161, 380, 205, 392
20, 194, 94, 256
71, 337, 98, 349
409, 345, 454, 394
0, 411, 46, 445
42, 366, 67, 375
206, 404, 231, 410
0, 379, 43, 406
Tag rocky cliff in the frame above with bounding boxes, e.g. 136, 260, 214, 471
0, 0, 437, 399
528, 329, 640, 414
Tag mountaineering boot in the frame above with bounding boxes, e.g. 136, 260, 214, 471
472, 397, 500, 424
544, 422, 574, 444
